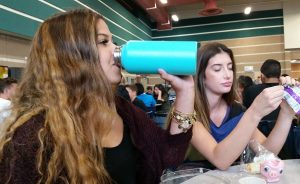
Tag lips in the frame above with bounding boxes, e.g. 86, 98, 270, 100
113, 61, 122, 69
222, 82, 232, 87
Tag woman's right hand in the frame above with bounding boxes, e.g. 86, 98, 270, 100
249, 85, 284, 119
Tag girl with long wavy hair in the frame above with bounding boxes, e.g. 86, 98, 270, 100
187, 42, 297, 169
0, 9, 195, 184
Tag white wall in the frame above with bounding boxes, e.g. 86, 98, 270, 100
283, 0, 300, 49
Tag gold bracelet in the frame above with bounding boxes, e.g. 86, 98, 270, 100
171, 109, 196, 133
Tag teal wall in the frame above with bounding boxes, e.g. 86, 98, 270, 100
0, 0, 152, 44
0, 1, 283, 43
152, 9, 283, 41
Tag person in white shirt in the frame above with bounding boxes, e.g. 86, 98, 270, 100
0, 78, 18, 123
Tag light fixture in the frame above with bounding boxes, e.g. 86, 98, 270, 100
159, 0, 168, 4
244, 6, 252, 15
171, 14, 179, 22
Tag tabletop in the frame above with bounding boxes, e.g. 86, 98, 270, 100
168, 159, 300, 184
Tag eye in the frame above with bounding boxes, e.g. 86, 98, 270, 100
97, 39, 109, 45
279, 169, 283, 174
212, 66, 221, 72
264, 166, 269, 172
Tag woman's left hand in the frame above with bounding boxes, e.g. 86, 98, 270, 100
280, 76, 299, 86
280, 76, 300, 116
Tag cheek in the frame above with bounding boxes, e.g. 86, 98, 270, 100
229, 71, 234, 78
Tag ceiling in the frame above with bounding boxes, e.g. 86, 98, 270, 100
117, 0, 283, 30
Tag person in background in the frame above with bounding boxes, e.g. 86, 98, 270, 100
0, 78, 18, 124
168, 87, 176, 104
116, 84, 131, 102
187, 42, 296, 170
243, 59, 281, 135
125, 84, 148, 112
153, 84, 171, 128
254, 76, 262, 84
0, 9, 195, 184
236, 75, 253, 104
146, 86, 153, 95
135, 83, 156, 114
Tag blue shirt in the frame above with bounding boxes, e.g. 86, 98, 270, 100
137, 93, 156, 108
210, 103, 245, 143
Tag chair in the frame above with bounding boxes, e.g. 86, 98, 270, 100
293, 125, 300, 158
258, 120, 275, 136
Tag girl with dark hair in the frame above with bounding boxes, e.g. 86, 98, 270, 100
188, 42, 297, 169
237, 75, 254, 103
153, 84, 171, 128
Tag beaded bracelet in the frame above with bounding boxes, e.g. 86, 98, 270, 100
171, 109, 196, 133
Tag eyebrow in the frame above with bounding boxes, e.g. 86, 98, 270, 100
97, 33, 108, 37
211, 64, 222, 67
96, 33, 113, 38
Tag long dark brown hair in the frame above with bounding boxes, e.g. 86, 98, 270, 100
0, 9, 116, 183
195, 42, 237, 131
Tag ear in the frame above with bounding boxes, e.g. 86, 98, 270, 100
260, 74, 265, 82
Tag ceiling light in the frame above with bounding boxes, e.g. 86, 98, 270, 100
171, 14, 179, 22
244, 6, 252, 15
159, 0, 168, 4
291, 59, 300, 63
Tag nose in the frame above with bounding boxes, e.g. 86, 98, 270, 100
223, 68, 231, 78
269, 171, 277, 177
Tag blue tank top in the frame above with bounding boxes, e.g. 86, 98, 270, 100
210, 103, 245, 143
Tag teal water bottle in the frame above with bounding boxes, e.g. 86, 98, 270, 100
113, 41, 197, 75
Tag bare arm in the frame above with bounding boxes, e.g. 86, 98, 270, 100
192, 86, 284, 170
253, 76, 297, 154
158, 69, 195, 135
253, 101, 295, 154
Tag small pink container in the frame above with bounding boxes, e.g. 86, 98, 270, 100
260, 159, 284, 183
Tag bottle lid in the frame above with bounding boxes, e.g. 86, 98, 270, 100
113, 46, 122, 65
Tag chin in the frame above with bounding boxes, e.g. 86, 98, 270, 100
221, 89, 231, 94
111, 77, 122, 85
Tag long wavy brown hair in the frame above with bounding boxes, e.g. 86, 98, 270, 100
0, 9, 117, 183
195, 42, 237, 131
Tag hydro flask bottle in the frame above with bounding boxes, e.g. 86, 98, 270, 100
113, 41, 197, 75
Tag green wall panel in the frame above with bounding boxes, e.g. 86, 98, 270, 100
152, 9, 283, 41
45, 0, 81, 10
0, 1, 284, 43
152, 27, 283, 41
1, 0, 59, 19
152, 18, 283, 37
97, 0, 151, 36
172, 9, 283, 27
0, 9, 40, 38
78, 0, 151, 41
0, 0, 152, 44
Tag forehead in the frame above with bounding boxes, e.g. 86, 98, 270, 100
96, 19, 111, 35
208, 52, 232, 65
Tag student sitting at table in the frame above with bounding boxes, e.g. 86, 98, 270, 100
186, 42, 297, 170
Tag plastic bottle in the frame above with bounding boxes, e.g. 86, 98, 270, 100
113, 40, 197, 75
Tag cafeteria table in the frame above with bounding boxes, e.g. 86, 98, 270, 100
163, 159, 300, 184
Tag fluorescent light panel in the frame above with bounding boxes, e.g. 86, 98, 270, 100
171, 14, 179, 22
160, 0, 168, 4
244, 7, 252, 15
